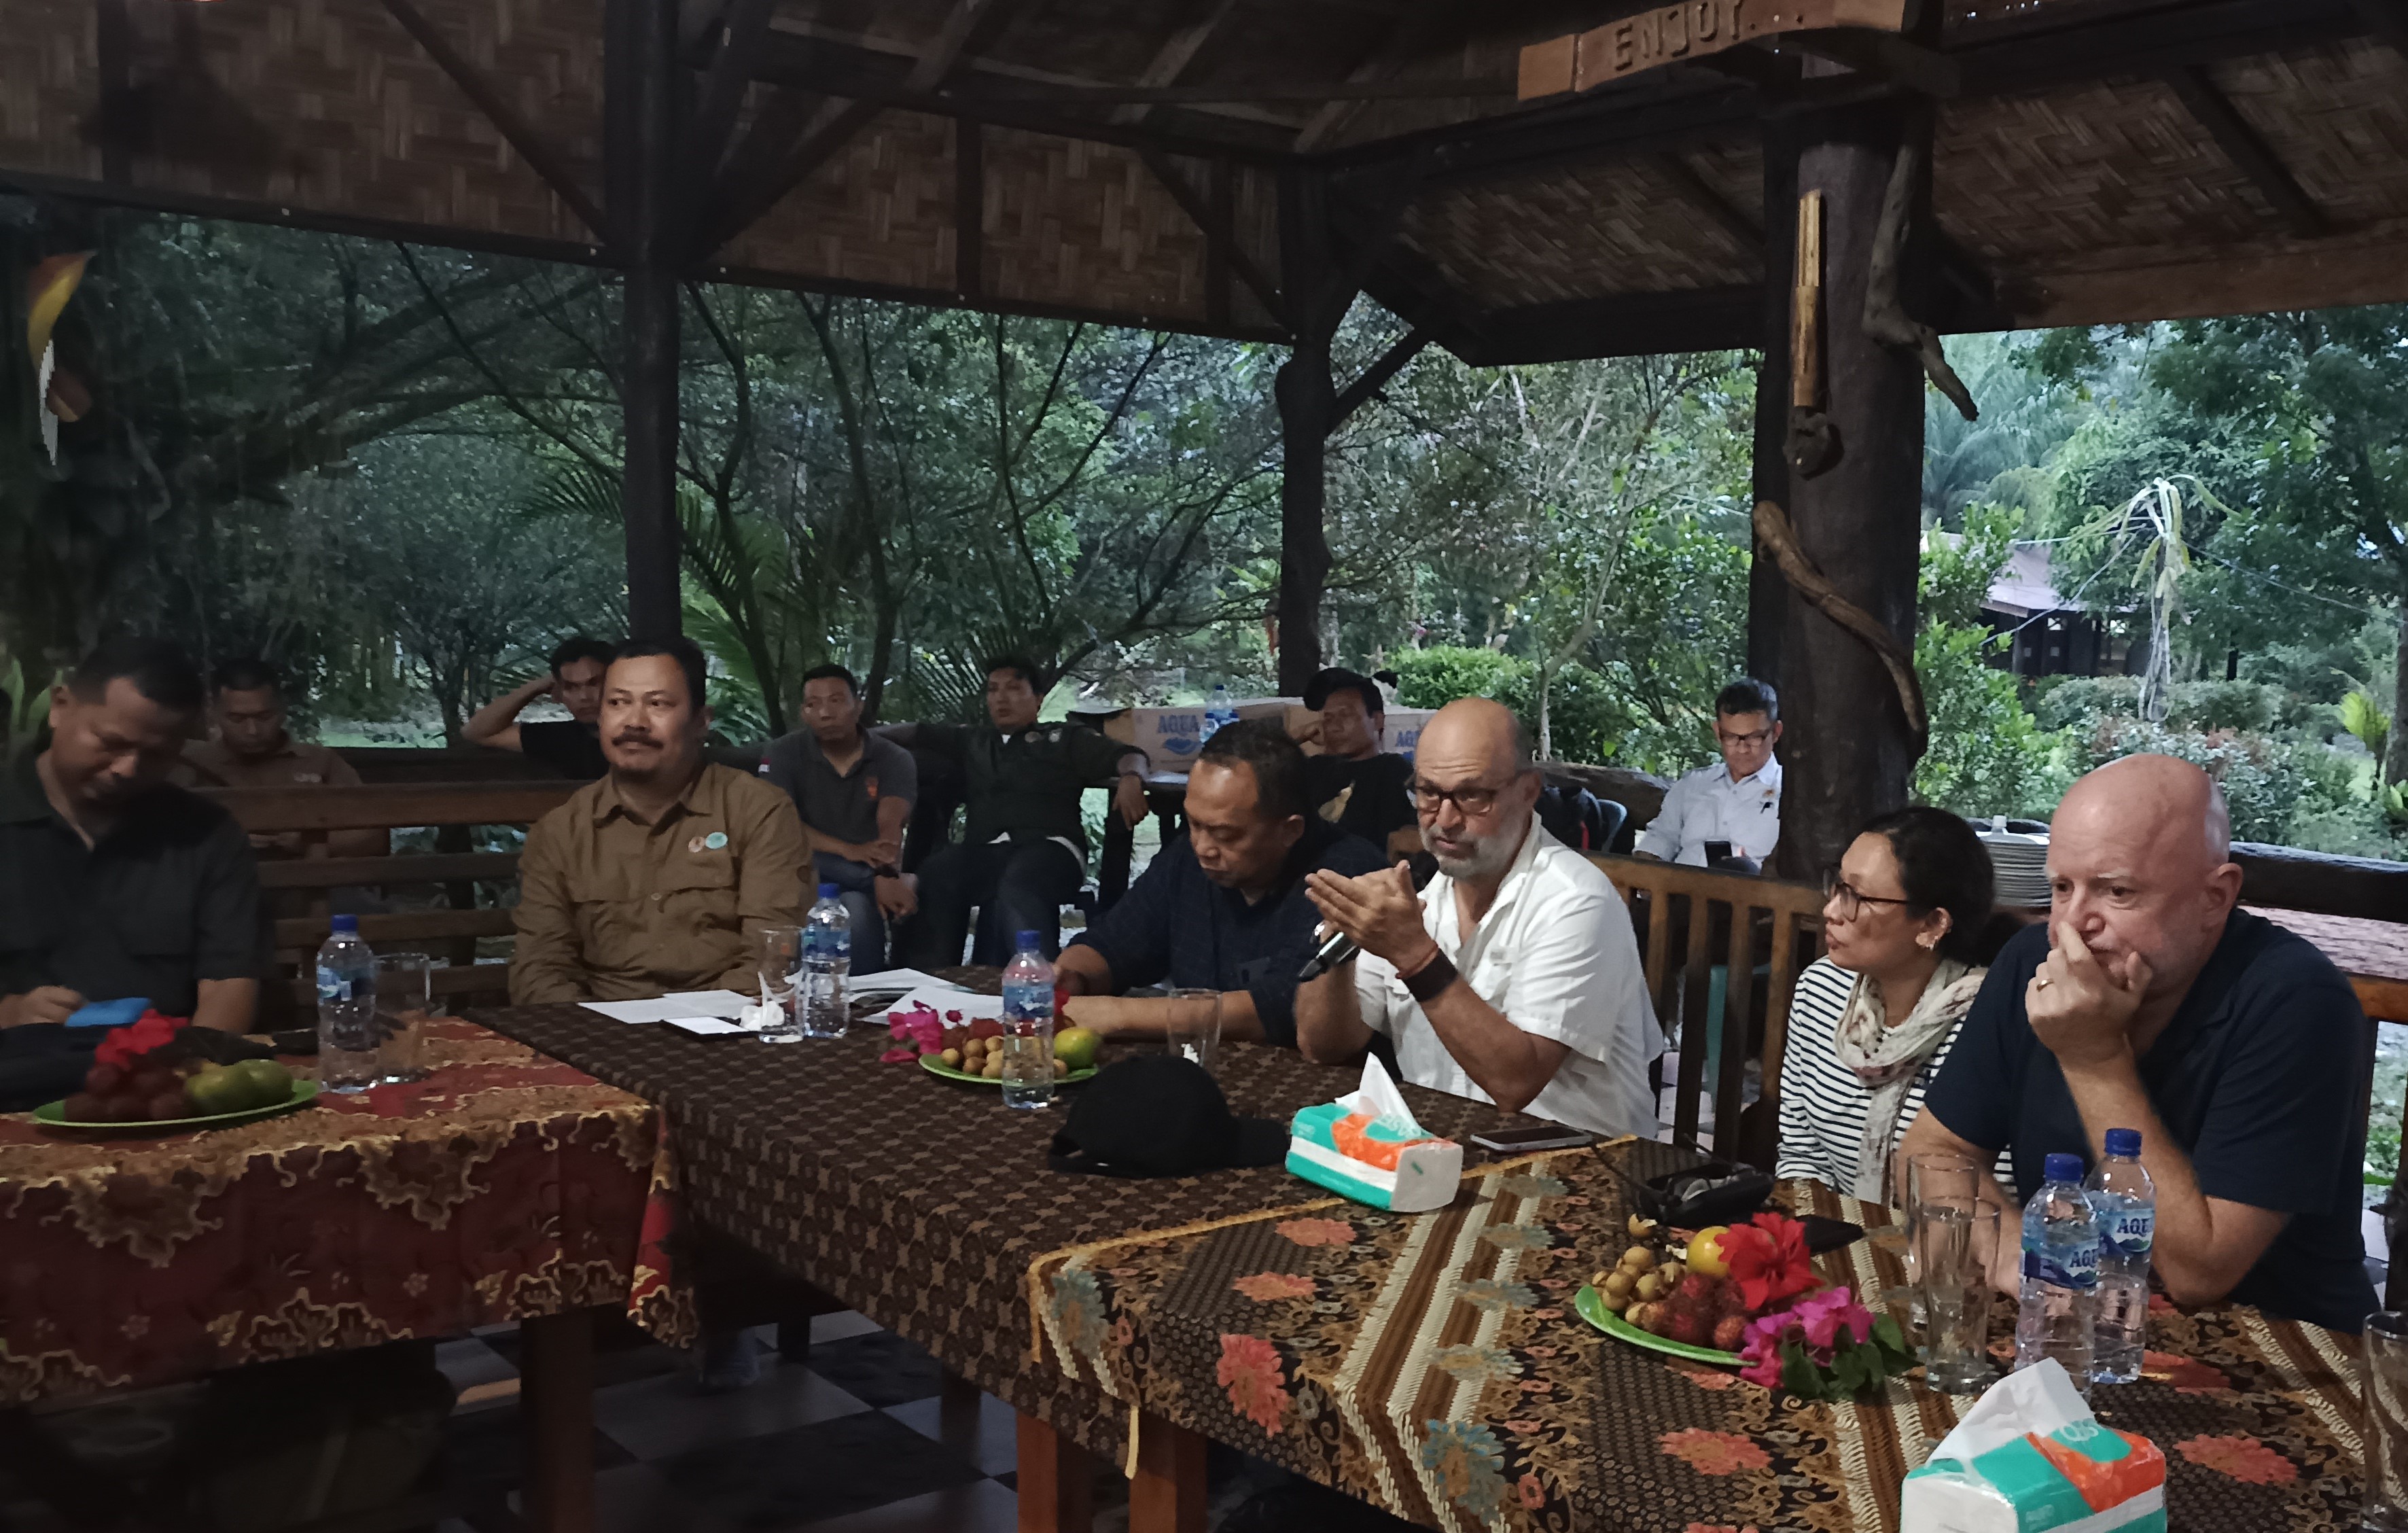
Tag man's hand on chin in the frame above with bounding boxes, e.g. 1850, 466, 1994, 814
2027, 920, 2149, 1074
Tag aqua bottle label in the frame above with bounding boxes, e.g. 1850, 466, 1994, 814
2107, 1210, 2154, 1256
2023, 1239, 2100, 1290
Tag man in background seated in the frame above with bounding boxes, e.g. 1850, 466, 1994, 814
882, 657, 1148, 964
0, 638, 263, 1034
177, 658, 387, 858
762, 664, 917, 970
1900, 754, 2376, 1332
510, 639, 807, 1004
1057, 721, 1383, 1048
463, 635, 616, 780
1300, 667, 1420, 861
1633, 676, 1782, 870
1299, 698, 1658, 1137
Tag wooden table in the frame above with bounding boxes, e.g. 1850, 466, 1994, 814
0, 1019, 690, 1533
473, 991, 1544, 1533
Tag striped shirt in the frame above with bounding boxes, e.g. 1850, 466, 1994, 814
1775, 957, 1991, 1195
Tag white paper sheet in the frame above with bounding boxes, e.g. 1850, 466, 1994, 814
665, 1015, 753, 1036
883, 987, 1006, 1022
579, 989, 757, 1025
849, 968, 963, 996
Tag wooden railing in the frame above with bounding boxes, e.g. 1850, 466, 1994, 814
1587, 854, 1826, 1167
196, 782, 578, 1006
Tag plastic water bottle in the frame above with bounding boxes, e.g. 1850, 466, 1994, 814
2016, 1152, 2101, 1390
999, 932, 1057, 1110
800, 884, 850, 1038
315, 915, 380, 1093
1203, 684, 1239, 741
2087, 1128, 2156, 1385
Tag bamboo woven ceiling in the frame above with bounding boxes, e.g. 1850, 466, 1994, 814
3, 0, 2404, 362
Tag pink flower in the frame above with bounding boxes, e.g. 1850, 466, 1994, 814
1516, 1473, 1546, 1510
1737, 1311, 1803, 1389
886, 1004, 942, 1053
877, 1046, 919, 1063
1791, 1287, 1873, 1356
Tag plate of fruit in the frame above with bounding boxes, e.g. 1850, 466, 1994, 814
39, 1057, 315, 1133
1575, 1214, 1826, 1366
921, 1019, 1102, 1086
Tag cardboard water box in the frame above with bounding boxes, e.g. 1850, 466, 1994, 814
1382, 707, 1436, 760
1103, 698, 1302, 774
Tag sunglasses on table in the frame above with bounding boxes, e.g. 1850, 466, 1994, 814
1820, 869, 1917, 920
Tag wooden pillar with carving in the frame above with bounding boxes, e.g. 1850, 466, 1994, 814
1769, 88, 1930, 879
608, 0, 682, 641
1273, 165, 1350, 696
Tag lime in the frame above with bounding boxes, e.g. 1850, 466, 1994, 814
183, 1066, 249, 1117
1052, 1026, 1101, 1072
231, 1058, 294, 1109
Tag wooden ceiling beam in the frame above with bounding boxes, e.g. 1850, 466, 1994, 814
1112, 0, 1240, 126
679, 0, 779, 188
2162, 63, 2330, 237
1332, 325, 1432, 424
373, 0, 609, 239
1652, 151, 1759, 250
1137, 149, 1290, 328
1295, 0, 1462, 152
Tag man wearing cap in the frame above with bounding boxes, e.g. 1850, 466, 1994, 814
510, 639, 809, 1004
1056, 720, 1383, 1048
1300, 698, 1659, 1137
1301, 667, 1419, 860
1633, 677, 1783, 870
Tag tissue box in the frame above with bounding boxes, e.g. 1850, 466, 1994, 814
1902, 1420, 2166, 1532
1286, 1102, 1464, 1213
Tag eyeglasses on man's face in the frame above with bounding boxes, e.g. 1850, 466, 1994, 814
1411, 777, 1516, 817
1717, 726, 1775, 749
1820, 869, 1915, 921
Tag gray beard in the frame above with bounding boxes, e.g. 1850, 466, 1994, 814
1432, 824, 1522, 882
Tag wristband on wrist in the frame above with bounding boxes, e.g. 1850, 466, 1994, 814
1402, 951, 1457, 1004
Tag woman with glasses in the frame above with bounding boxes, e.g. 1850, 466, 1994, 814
1775, 807, 2013, 1201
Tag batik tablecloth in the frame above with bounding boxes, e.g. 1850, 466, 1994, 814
1031, 1138, 2365, 1533
0, 1018, 692, 1404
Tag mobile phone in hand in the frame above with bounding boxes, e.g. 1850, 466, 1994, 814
1470, 1124, 1596, 1153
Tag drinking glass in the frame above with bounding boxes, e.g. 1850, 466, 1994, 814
373, 953, 434, 1084
1917, 1193, 2003, 1393
754, 926, 804, 1044
1164, 989, 1222, 1075
1889, 1151, 1983, 1315
2365, 1311, 2408, 1530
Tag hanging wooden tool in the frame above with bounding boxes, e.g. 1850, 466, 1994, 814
1785, 189, 1840, 478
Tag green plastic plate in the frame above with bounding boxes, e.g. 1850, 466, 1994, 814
33, 1081, 322, 1133
918, 1055, 1098, 1087
1574, 1284, 1744, 1367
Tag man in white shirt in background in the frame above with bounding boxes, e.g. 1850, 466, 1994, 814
1633, 677, 1784, 870
1297, 698, 1659, 1137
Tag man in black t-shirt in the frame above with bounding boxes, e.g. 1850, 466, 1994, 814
1, 639, 264, 1036
1904, 754, 2377, 1333
463, 635, 615, 779
1058, 722, 1382, 1048
883, 658, 1149, 964
1300, 668, 1419, 860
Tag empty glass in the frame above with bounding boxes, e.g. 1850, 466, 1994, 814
1164, 989, 1222, 1075
1917, 1193, 2004, 1393
1890, 1151, 1983, 1315
373, 953, 434, 1084
2365, 1312, 2408, 1530
754, 926, 804, 1044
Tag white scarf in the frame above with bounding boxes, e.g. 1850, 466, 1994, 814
1830, 957, 1987, 1203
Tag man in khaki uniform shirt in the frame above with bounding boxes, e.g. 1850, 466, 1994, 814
176, 658, 387, 860
511, 639, 809, 1004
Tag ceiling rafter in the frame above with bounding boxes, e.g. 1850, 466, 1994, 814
1294, 0, 1465, 152
2162, 63, 2330, 238
1137, 149, 1290, 328
1112, 0, 1241, 126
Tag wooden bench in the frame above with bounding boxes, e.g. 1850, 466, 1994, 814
196, 782, 579, 1008
1587, 854, 1826, 1167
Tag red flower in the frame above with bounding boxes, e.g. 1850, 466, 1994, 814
1720, 1212, 1822, 1314
94, 1010, 188, 1068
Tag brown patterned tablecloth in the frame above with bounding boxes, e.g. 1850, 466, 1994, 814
474, 997, 1544, 1468
1031, 1140, 2365, 1533
0, 1019, 692, 1405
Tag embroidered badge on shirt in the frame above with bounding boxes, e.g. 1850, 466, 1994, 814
865, 775, 879, 800
705, 831, 728, 849
688, 834, 707, 853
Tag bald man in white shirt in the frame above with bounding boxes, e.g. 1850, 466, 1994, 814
1297, 699, 1659, 1138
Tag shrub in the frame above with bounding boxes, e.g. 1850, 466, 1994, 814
1389, 646, 1526, 710
1913, 623, 2072, 820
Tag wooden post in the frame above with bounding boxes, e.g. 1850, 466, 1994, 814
609, 0, 682, 641
1748, 119, 1799, 690
519, 1309, 597, 1533
1274, 165, 1343, 697
1774, 92, 1927, 877
1129, 1412, 1207, 1533
1014, 1411, 1095, 1533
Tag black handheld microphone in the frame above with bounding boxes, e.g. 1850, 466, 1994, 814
1298, 859, 1436, 981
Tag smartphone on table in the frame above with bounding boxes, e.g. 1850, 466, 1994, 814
1470, 1124, 1597, 1153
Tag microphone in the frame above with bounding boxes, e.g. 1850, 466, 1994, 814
1298, 860, 1436, 981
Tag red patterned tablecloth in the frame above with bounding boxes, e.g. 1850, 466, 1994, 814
0, 1019, 693, 1405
